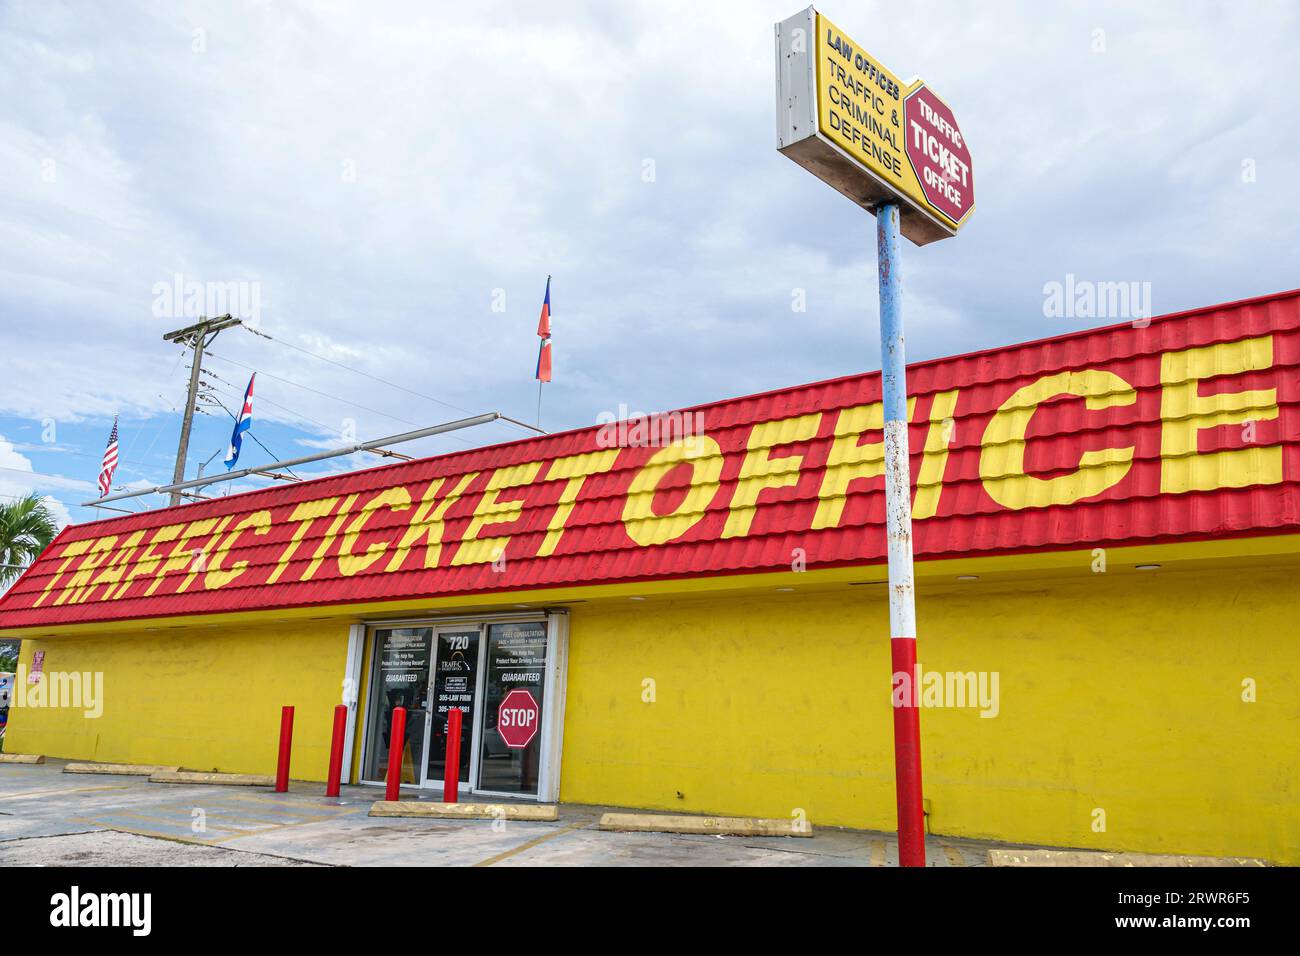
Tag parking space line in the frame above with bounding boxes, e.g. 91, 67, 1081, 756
204, 809, 364, 845
0, 785, 132, 801
472, 820, 589, 867
59, 792, 358, 847
869, 839, 887, 866
66, 819, 223, 845
224, 793, 357, 813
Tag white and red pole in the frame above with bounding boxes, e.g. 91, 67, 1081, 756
877, 202, 926, 867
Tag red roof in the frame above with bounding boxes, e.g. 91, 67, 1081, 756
3, 288, 1299, 630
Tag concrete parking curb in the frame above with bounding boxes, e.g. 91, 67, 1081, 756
598, 812, 814, 837
0, 753, 45, 764
65, 762, 181, 776
988, 849, 1269, 867
149, 771, 275, 786
369, 801, 559, 821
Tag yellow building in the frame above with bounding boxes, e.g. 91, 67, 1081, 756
2, 290, 1298, 863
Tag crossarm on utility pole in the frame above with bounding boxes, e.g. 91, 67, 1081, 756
163, 314, 241, 506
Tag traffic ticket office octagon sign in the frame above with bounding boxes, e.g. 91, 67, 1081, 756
902, 84, 972, 226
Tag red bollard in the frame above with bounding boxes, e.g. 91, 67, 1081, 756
384, 706, 407, 802
325, 704, 347, 797
443, 708, 463, 804
275, 705, 294, 793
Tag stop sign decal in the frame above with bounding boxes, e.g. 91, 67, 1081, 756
497, 688, 540, 750
904, 84, 973, 226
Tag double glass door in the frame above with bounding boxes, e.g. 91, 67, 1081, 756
362, 620, 549, 797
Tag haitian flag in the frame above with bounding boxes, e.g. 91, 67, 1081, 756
224, 373, 255, 470
536, 276, 552, 382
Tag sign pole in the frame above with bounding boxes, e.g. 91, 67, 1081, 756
876, 201, 926, 867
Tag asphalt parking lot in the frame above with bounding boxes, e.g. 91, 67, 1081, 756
0, 759, 1022, 866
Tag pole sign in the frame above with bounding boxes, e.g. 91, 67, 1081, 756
775, 6, 974, 245
775, 5, 976, 867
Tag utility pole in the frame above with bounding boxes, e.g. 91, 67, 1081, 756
162, 314, 242, 506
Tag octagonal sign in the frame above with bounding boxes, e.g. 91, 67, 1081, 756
903, 84, 974, 227
497, 688, 540, 750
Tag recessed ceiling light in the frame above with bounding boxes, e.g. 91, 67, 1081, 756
629, 596, 646, 601
1135, 564, 1161, 571
775, 587, 794, 592
956, 575, 979, 581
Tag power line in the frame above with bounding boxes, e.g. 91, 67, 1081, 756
33, 320, 533, 514
243, 326, 471, 415
0, 467, 148, 513
129, 395, 183, 475
241, 325, 539, 437
202, 377, 417, 472
203, 367, 415, 465
205, 353, 488, 457
0, 465, 94, 487
2, 439, 165, 473
87, 414, 505, 506
204, 370, 395, 449
117, 344, 188, 466
203, 391, 303, 481
205, 351, 427, 433
0, 492, 57, 503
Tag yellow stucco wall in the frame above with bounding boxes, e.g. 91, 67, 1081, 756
5, 561, 1296, 862
558, 567, 1300, 863
6, 620, 350, 779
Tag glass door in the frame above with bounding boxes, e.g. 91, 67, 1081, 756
361, 627, 433, 785
423, 626, 482, 790
476, 621, 548, 796
361, 617, 555, 797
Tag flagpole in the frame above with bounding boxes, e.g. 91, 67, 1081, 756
536, 379, 544, 429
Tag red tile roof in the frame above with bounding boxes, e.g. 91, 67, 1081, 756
3, 288, 1298, 630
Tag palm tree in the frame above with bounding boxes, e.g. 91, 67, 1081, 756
0, 494, 61, 590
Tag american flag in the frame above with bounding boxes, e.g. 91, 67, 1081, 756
97, 417, 119, 497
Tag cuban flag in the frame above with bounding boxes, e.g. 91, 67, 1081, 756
535, 276, 552, 383
224, 373, 255, 470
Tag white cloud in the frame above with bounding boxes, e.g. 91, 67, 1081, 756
0, 434, 75, 528
0, 0, 1297, 495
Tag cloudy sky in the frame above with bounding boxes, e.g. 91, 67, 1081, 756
1, 0, 1297, 529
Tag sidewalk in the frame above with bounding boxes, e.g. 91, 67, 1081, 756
0, 759, 1031, 867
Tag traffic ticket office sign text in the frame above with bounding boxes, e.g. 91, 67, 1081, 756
775, 6, 974, 245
